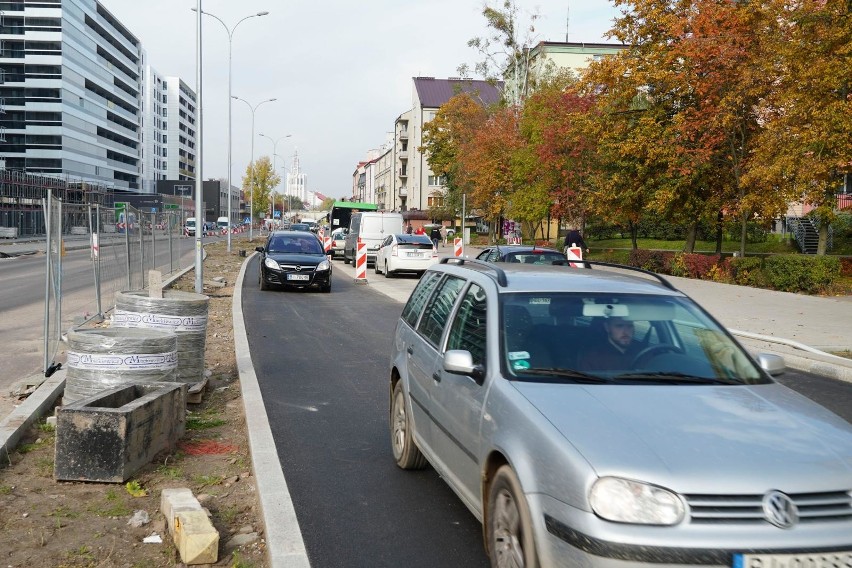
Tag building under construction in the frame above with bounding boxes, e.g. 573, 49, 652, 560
0, 170, 113, 237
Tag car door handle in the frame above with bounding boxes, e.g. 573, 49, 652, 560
432, 372, 442, 383
407, 346, 413, 355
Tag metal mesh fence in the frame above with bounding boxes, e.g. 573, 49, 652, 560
43, 194, 62, 374
40, 200, 191, 378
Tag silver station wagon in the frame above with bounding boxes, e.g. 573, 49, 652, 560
388, 258, 852, 568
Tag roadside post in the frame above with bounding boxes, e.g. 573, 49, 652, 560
566, 246, 584, 268
354, 241, 367, 284
454, 237, 463, 257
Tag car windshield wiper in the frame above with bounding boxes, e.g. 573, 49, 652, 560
611, 372, 739, 385
521, 368, 609, 383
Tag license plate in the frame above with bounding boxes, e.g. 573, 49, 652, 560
286, 274, 310, 281
406, 252, 421, 257
733, 551, 852, 568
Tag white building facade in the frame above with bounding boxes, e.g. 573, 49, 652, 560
285, 151, 307, 206
0, 0, 143, 189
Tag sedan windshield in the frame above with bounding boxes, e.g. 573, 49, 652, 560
501, 292, 767, 385
267, 236, 323, 254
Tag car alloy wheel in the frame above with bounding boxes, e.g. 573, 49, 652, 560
488, 465, 538, 568
390, 382, 426, 469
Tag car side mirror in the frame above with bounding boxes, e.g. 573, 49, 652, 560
255, 246, 264, 253
444, 350, 485, 385
756, 353, 785, 376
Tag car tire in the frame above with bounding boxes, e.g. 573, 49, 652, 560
259, 269, 269, 291
384, 262, 393, 278
487, 465, 539, 568
321, 282, 331, 293
390, 382, 427, 470
375, 260, 381, 274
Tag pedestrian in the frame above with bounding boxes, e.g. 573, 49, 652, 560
430, 226, 441, 250
414, 225, 425, 235
406, 223, 413, 235
439, 225, 448, 246
564, 226, 589, 255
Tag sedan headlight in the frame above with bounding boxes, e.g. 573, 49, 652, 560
264, 257, 281, 270
589, 477, 685, 525
316, 259, 330, 271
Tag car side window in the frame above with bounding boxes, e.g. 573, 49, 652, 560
418, 276, 465, 348
476, 250, 490, 260
487, 249, 500, 262
401, 272, 441, 328
446, 283, 487, 367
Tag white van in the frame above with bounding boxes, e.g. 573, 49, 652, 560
216, 217, 229, 232
344, 212, 404, 265
185, 217, 197, 236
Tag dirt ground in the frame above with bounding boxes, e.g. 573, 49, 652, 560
0, 239, 268, 568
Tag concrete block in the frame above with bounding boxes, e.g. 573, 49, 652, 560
54, 382, 187, 482
161, 488, 219, 565
174, 510, 219, 564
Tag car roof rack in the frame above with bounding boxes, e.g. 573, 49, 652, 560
552, 260, 677, 291
440, 257, 508, 287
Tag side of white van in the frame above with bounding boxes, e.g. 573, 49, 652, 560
343, 212, 404, 265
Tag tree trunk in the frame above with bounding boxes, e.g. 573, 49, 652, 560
817, 223, 828, 256
683, 221, 697, 253
715, 210, 724, 254
739, 212, 748, 258
629, 221, 638, 250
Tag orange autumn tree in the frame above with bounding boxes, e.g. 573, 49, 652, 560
457, 106, 524, 243
520, 74, 596, 229
421, 92, 493, 222
743, 0, 852, 255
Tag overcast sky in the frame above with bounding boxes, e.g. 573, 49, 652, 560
104, 1, 621, 200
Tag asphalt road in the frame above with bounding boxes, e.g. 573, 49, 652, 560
242, 255, 489, 568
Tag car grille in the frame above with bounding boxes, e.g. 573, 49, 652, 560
685, 491, 852, 524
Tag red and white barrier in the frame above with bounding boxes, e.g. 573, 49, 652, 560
454, 237, 463, 257
354, 241, 368, 283
323, 236, 332, 254
566, 246, 584, 268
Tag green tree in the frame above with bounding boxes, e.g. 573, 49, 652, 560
241, 156, 281, 223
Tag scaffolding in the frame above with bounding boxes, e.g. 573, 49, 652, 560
0, 170, 112, 236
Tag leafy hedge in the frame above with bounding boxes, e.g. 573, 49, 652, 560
621, 249, 840, 293
762, 255, 841, 293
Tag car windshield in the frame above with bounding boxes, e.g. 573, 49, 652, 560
267, 236, 323, 254
501, 292, 767, 385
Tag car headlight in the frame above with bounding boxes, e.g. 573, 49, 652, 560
264, 257, 280, 270
589, 477, 685, 525
316, 259, 330, 271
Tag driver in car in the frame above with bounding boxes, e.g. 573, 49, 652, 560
578, 317, 641, 371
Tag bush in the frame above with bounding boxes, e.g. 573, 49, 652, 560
670, 253, 722, 279
727, 256, 766, 287
763, 255, 841, 293
840, 257, 852, 278
628, 249, 674, 273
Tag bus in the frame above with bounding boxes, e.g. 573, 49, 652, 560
326, 201, 378, 234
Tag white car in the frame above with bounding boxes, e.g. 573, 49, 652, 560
375, 233, 437, 277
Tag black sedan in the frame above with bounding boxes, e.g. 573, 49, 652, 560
256, 230, 332, 292
475, 245, 567, 264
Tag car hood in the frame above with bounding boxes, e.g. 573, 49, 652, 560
265, 252, 325, 266
512, 382, 852, 490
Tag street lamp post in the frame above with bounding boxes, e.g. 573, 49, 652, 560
232, 96, 276, 240
191, 7, 269, 252
258, 133, 291, 220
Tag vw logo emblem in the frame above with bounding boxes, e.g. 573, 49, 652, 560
762, 490, 798, 529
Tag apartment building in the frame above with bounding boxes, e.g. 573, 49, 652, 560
391, 77, 501, 213
0, 0, 143, 189
141, 66, 197, 192
504, 41, 627, 105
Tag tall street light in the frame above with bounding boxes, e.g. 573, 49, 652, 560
191, 7, 269, 252
233, 96, 276, 240
258, 133, 291, 219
